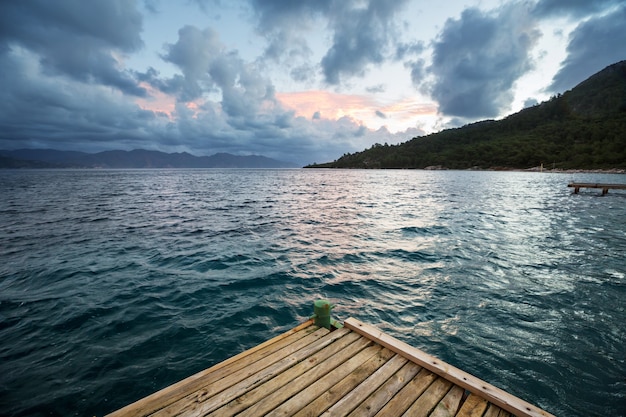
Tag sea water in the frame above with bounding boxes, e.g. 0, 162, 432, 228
0, 169, 624, 416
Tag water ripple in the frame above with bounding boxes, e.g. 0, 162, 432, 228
0, 169, 625, 416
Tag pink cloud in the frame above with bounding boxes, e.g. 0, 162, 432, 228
276, 90, 375, 120
134, 82, 177, 118
276, 90, 438, 132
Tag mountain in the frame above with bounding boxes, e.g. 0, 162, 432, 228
0, 149, 298, 169
307, 60, 626, 170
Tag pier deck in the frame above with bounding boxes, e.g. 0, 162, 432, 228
106, 317, 554, 417
568, 182, 626, 195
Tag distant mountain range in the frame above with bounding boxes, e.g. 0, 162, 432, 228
307, 60, 626, 170
0, 149, 298, 169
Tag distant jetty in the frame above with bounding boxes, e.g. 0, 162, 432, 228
568, 182, 626, 195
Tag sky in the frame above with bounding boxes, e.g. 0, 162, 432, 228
1, 1, 625, 166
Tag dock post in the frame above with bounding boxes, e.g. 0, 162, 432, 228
312, 299, 343, 329
313, 299, 332, 329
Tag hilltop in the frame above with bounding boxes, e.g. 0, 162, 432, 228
307, 61, 626, 170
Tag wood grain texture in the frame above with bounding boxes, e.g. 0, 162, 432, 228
344, 318, 555, 417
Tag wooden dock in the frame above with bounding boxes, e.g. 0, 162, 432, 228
568, 182, 626, 195
106, 316, 554, 417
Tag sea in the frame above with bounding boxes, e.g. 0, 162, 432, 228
0, 169, 624, 417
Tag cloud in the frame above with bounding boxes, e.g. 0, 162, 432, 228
524, 98, 539, 108
248, 0, 329, 79
276, 90, 436, 135
137, 24, 421, 165
290, 64, 316, 83
15, 0, 619, 167
0, 0, 146, 96
248, 0, 410, 85
0, 0, 419, 168
548, 4, 626, 92
249, 0, 332, 32
0, 46, 417, 166
159, 25, 223, 101
0, 49, 167, 152
532, 0, 623, 19
276, 90, 378, 122
395, 41, 424, 60
406, 58, 426, 86
262, 30, 313, 64
366, 84, 386, 93
427, 3, 540, 119
321, 0, 409, 84
143, 0, 160, 14
159, 24, 282, 126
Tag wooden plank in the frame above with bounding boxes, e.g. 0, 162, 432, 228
347, 361, 422, 417
455, 393, 489, 417
374, 369, 431, 417
320, 354, 408, 417
152, 328, 329, 417
105, 319, 317, 417
260, 344, 383, 417
206, 330, 364, 416
292, 347, 397, 417
401, 377, 453, 417
374, 368, 438, 417
268, 345, 393, 417
345, 318, 555, 417
484, 404, 504, 417
428, 385, 464, 417
246, 342, 385, 417
174, 327, 353, 416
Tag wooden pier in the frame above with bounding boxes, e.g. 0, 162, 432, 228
106, 315, 554, 417
568, 182, 626, 195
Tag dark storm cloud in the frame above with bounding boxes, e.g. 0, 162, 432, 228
248, 0, 409, 85
0, 0, 146, 96
427, 3, 540, 118
249, 0, 331, 76
532, 0, 623, 18
0, 51, 166, 152
321, 0, 409, 85
548, 4, 626, 93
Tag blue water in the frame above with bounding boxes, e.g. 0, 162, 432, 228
0, 169, 624, 417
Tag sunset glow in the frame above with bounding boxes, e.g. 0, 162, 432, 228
276, 91, 438, 132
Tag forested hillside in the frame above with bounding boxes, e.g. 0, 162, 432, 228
308, 61, 626, 170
